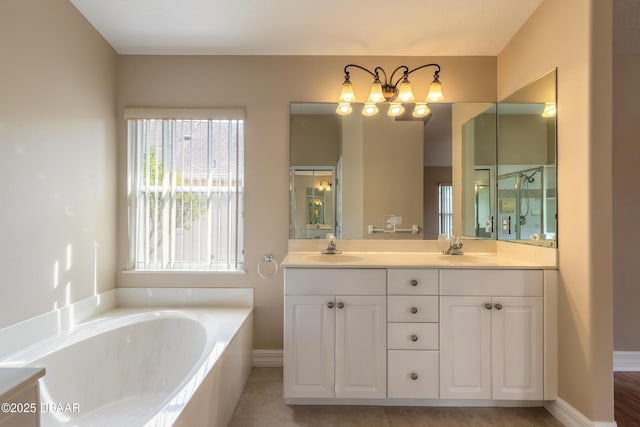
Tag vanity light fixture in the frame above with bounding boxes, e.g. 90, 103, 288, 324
337, 63, 444, 117
541, 102, 556, 117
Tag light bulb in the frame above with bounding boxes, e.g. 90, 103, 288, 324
336, 102, 353, 115
387, 102, 405, 117
338, 80, 355, 103
367, 79, 384, 103
412, 102, 431, 118
362, 102, 379, 117
426, 76, 444, 102
541, 102, 556, 117
397, 77, 415, 102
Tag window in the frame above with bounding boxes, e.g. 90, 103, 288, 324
126, 109, 244, 271
438, 183, 453, 238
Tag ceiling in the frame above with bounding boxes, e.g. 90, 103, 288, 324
69, 0, 544, 56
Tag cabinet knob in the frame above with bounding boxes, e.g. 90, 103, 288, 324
410, 334, 418, 342
327, 302, 335, 309
494, 303, 503, 310
410, 372, 419, 380
410, 279, 418, 287
410, 306, 418, 314
484, 303, 493, 310
337, 302, 345, 309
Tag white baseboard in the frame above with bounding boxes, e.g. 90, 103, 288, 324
545, 398, 617, 427
253, 349, 283, 367
614, 351, 640, 371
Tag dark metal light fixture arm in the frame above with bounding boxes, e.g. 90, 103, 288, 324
388, 66, 410, 87
406, 63, 441, 79
343, 64, 377, 80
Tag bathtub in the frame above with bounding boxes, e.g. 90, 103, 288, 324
1, 306, 253, 426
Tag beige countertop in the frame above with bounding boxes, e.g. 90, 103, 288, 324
0, 367, 45, 400
282, 251, 556, 269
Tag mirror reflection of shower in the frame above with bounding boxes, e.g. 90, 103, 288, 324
498, 165, 555, 241
517, 169, 539, 227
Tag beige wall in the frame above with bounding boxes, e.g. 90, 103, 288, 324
613, 54, 640, 351
363, 115, 424, 239
452, 103, 496, 236
340, 113, 364, 238
290, 114, 339, 166
116, 55, 496, 349
498, 0, 613, 422
0, 0, 118, 328
498, 115, 550, 164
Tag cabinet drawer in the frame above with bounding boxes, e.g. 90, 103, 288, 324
388, 350, 439, 399
388, 269, 438, 295
388, 323, 438, 350
388, 296, 438, 322
284, 268, 386, 295
439, 269, 543, 296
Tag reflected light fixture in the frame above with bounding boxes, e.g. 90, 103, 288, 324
541, 102, 556, 117
337, 63, 444, 117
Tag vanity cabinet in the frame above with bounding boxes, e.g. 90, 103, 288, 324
439, 270, 543, 401
387, 269, 439, 399
284, 268, 387, 399
283, 264, 554, 404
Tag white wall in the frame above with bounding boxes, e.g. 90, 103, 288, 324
0, 0, 118, 328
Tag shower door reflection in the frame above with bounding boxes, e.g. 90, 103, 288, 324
497, 166, 546, 241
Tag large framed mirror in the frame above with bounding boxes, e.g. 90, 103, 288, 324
289, 102, 496, 240
496, 69, 557, 247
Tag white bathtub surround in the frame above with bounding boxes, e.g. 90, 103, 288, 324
0, 290, 118, 359
117, 287, 253, 308
0, 288, 254, 427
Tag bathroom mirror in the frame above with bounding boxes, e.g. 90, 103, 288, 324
289, 102, 495, 240
459, 104, 497, 239
496, 69, 557, 247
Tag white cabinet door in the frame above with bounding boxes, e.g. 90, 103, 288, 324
335, 295, 387, 399
439, 296, 492, 399
491, 297, 543, 400
284, 295, 335, 398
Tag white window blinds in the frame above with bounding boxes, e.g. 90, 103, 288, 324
438, 183, 453, 239
126, 109, 244, 271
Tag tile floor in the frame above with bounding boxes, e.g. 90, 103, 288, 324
228, 368, 563, 427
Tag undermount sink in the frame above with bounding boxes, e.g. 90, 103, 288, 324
305, 254, 364, 263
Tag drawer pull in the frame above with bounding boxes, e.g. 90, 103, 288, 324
410, 334, 418, 342
410, 372, 419, 380
484, 303, 493, 310
410, 306, 418, 314
337, 302, 345, 309
494, 303, 503, 310
327, 302, 335, 309
410, 279, 418, 287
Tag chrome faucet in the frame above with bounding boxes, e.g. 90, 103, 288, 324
443, 236, 464, 255
321, 233, 342, 255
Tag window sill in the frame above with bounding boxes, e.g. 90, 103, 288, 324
122, 269, 247, 275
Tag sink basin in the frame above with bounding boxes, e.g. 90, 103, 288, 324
304, 254, 364, 263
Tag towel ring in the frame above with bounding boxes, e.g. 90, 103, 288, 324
257, 254, 279, 280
